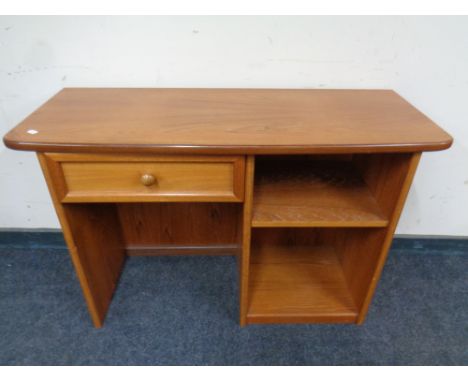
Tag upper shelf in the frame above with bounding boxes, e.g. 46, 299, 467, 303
252, 159, 388, 228
3, 88, 452, 154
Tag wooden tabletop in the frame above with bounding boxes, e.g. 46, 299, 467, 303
3, 88, 452, 154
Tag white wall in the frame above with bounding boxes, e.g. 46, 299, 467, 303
0, 16, 466, 236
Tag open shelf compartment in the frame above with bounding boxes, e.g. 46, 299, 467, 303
248, 244, 358, 323
252, 155, 389, 228
246, 227, 386, 324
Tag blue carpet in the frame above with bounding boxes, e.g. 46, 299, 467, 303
0, 246, 466, 365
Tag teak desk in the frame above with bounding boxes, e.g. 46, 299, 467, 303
3, 88, 452, 327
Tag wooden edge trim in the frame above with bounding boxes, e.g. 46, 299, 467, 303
251, 220, 389, 228
61, 194, 242, 203
4, 140, 453, 155
246, 313, 358, 325
45, 152, 246, 162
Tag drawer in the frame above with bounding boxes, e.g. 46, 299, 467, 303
43, 154, 245, 202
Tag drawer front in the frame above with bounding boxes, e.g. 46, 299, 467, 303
44, 154, 245, 202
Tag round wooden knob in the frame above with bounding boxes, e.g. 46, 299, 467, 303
141, 174, 156, 186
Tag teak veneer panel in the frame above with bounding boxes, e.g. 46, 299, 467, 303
37, 153, 126, 327
44, 153, 244, 203
117, 203, 240, 247
247, 243, 358, 324
356, 153, 422, 323
4, 88, 452, 154
239, 156, 255, 326
252, 159, 388, 227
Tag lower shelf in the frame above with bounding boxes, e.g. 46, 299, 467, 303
247, 243, 358, 324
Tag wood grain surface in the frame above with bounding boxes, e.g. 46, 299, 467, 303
117, 203, 240, 247
247, 241, 358, 324
6, 89, 450, 328
37, 153, 126, 327
43, 153, 245, 203
239, 156, 255, 326
252, 158, 388, 227
4, 88, 452, 154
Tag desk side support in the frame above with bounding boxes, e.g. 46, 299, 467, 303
239, 156, 255, 326
356, 152, 421, 323
38, 153, 126, 327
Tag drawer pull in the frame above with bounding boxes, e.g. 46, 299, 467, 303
140, 174, 156, 186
